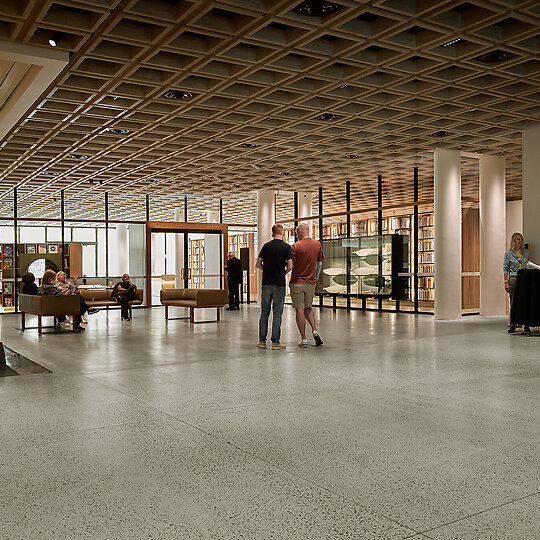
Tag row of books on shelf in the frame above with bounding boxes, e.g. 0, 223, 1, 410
419, 229, 434, 239
419, 252, 434, 264
419, 215, 433, 227
418, 240, 434, 252
417, 289, 435, 301
1, 243, 65, 255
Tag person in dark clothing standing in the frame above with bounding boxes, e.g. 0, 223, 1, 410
255, 223, 293, 350
225, 251, 243, 310
111, 273, 137, 321
21, 272, 39, 295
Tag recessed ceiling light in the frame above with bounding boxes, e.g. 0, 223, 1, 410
476, 49, 514, 63
48, 32, 63, 47
346, 154, 358, 159
316, 113, 341, 121
185, 163, 200, 167
430, 131, 451, 137
442, 38, 462, 47
292, 1, 342, 17
104, 128, 130, 134
68, 154, 89, 159
240, 143, 258, 148
339, 84, 348, 89
280, 172, 293, 176
42, 171, 58, 176
163, 90, 193, 100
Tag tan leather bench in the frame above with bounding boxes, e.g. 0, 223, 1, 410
160, 288, 228, 323
19, 294, 81, 334
79, 288, 143, 319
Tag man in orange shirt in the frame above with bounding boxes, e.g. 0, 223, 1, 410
290, 222, 324, 347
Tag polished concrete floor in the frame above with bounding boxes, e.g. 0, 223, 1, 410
0, 305, 538, 539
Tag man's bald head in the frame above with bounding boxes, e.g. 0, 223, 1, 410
296, 222, 310, 240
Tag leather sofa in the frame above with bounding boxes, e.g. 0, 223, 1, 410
79, 288, 143, 318
160, 288, 228, 323
19, 293, 81, 334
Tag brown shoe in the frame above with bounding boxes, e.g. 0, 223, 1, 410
271, 342, 286, 350
256, 341, 266, 348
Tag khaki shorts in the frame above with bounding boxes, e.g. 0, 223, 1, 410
290, 283, 316, 309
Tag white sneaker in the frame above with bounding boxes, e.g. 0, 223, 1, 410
313, 330, 323, 346
59, 321, 71, 329
298, 339, 308, 348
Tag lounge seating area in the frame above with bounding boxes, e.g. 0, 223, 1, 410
80, 288, 144, 319
160, 288, 228, 323
19, 293, 81, 334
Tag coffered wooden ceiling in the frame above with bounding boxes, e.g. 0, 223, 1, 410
0, 0, 538, 224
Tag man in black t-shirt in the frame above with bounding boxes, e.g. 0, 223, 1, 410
255, 223, 293, 350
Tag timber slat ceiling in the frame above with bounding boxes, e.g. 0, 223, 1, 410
0, 0, 538, 223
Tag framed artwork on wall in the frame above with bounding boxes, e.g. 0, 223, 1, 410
26, 244, 37, 254
3, 245, 12, 256
38, 244, 47, 254
3, 257, 13, 268
48, 244, 59, 254
3, 282, 13, 294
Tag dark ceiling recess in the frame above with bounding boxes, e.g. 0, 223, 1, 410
430, 131, 452, 137
68, 154, 88, 159
357, 12, 380, 22
346, 154, 359, 159
104, 128, 130, 134
316, 113, 341, 121
163, 90, 193, 100
240, 143, 258, 148
476, 49, 515, 63
292, 1, 342, 17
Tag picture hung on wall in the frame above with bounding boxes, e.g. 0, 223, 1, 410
3, 257, 13, 268
3, 282, 13, 294
48, 244, 59, 254
38, 244, 47, 254
4, 296, 13, 307
26, 244, 37, 254
3, 245, 12, 256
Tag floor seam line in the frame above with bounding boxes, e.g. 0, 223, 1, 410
418, 491, 540, 534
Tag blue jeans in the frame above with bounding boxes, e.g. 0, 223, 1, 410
259, 285, 286, 344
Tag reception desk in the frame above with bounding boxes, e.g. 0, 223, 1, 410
510, 269, 540, 327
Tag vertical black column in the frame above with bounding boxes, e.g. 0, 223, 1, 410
219, 198, 223, 223
105, 192, 109, 286
184, 196, 188, 222
378, 174, 383, 311
13, 188, 18, 313
293, 192, 298, 242
318, 186, 323, 308
61, 190, 65, 272
146, 194, 150, 222
413, 167, 419, 313
346, 181, 351, 309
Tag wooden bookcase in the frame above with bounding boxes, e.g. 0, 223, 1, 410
228, 233, 256, 294
0, 242, 83, 312
188, 239, 204, 289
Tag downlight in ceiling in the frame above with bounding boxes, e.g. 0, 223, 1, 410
346, 154, 359, 159
240, 143, 258, 148
104, 128, 130, 134
430, 131, 451, 137
68, 154, 89, 159
48, 32, 63, 47
476, 49, 514, 63
293, 1, 342, 16
163, 90, 193, 100
316, 113, 341, 121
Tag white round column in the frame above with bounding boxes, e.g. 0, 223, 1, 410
174, 207, 185, 287
479, 155, 506, 316
522, 123, 540, 256
257, 190, 275, 300
204, 210, 220, 289
434, 149, 462, 320
297, 191, 313, 236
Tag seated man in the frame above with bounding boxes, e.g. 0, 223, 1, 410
111, 273, 137, 321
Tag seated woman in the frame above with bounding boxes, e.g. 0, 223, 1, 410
56, 271, 99, 325
39, 269, 85, 331
111, 273, 137, 321
21, 272, 39, 295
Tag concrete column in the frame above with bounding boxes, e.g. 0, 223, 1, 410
204, 210, 220, 289
434, 149, 462, 320
257, 190, 275, 299
506, 200, 523, 248
116, 223, 128, 276
522, 123, 540, 258
479, 155, 506, 316
297, 191, 313, 235
174, 207, 185, 287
